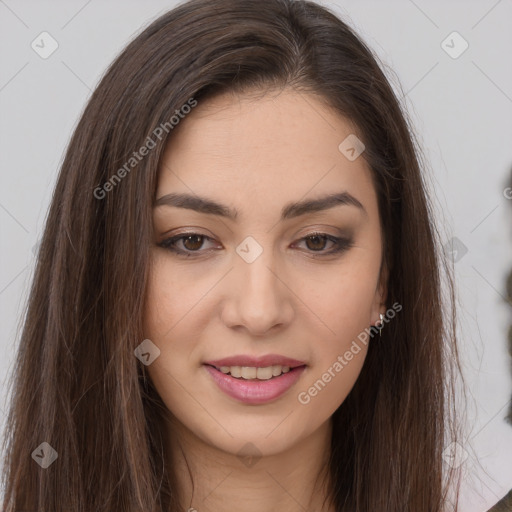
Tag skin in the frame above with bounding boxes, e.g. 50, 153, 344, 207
143, 86, 388, 512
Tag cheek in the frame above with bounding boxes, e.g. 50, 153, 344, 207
144, 254, 190, 334
299, 255, 380, 343
143, 252, 215, 341
142, 265, 209, 438
297, 344, 368, 415
292, 256, 378, 411
294, 298, 372, 424
142, 256, 204, 398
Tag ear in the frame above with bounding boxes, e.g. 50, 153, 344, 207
370, 260, 389, 325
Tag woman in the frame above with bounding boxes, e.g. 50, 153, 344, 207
1, 0, 466, 510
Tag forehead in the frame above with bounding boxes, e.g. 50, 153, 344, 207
157, 88, 377, 223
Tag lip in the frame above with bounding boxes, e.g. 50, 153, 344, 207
203, 354, 306, 369
204, 364, 307, 405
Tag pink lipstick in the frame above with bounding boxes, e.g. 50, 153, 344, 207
203, 354, 307, 405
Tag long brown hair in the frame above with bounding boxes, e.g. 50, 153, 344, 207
1, 0, 463, 510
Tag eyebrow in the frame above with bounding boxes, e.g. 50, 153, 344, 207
154, 191, 367, 221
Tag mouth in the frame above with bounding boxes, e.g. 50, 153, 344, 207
204, 363, 304, 380
202, 357, 307, 405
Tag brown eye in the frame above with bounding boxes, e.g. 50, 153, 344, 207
304, 235, 329, 251
181, 234, 206, 251
293, 232, 354, 256
158, 232, 217, 256
158, 231, 353, 258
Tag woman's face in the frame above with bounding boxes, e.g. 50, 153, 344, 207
144, 87, 386, 457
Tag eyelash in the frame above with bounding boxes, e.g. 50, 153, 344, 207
157, 232, 353, 258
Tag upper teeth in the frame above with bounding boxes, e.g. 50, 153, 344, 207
218, 365, 291, 380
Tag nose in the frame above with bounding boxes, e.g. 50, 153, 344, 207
220, 244, 294, 336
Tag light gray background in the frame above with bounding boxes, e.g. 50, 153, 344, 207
1, 1, 511, 510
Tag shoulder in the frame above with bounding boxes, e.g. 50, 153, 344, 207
486, 488, 512, 512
